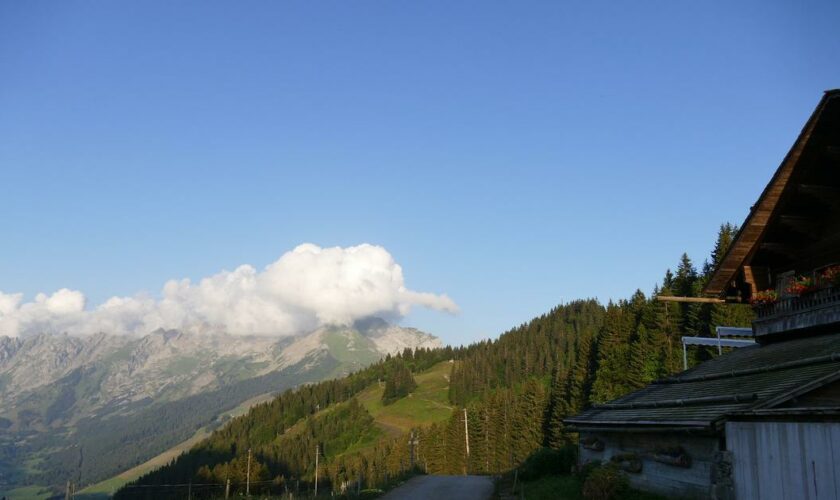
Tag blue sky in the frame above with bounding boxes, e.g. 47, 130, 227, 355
2, 1, 839, 345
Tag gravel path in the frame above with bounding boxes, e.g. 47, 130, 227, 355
380, 475, 495, 500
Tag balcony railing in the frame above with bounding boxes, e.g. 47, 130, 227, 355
753, 286, 840, 337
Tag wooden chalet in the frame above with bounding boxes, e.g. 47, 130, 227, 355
566, 90, 840, 500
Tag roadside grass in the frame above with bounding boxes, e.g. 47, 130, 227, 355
521, 474, 583, 500
496, 468, 674, 500
523, 475, 673, 500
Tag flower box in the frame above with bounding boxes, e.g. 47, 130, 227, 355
785, 277, 816, 296
821, 265, 840, 287
750, 289, 778, 307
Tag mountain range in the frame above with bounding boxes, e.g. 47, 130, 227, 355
0, 318, 440, 494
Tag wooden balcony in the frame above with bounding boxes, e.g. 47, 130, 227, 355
753, 286, 840, 337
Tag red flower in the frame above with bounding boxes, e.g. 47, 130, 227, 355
786, 276, 815, 296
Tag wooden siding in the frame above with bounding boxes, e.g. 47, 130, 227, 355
578, 431, 719, 499
726, 421, 840, 500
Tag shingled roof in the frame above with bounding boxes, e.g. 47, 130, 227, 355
566, 333, 840, 433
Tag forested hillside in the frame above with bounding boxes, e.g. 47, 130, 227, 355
414, 227, 752, 476
116, 224, 753, 498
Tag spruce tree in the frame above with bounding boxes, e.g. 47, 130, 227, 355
547, 368, 571, 448
382, 359, 417, 405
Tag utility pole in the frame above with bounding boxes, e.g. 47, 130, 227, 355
463, 408, 470, 457
314, 444, 319, 497
246, 447, 252, 497
188, 480, 192, 500
65, 481, 71, 500
484, 408, 490, 472
464, 408, 470, 476
408, 431, 419, 469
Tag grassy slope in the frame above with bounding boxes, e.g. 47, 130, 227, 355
79, 361, 454, 498
0, 485, 55, 500
358, 360, 455, 436
281, 360, 455, 457
77, 392, 277, 497
301, 360, 457, 463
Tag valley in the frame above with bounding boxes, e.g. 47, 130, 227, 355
0, 320, 440, 498
78, 392, 276, 497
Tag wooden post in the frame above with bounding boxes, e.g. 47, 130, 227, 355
225, 478, 230, 499
314, 444, 319, 497
65, 481, 71, 500
512, 468, 519, 494
484, 409, 489, 473
409, 431, 419, 470
188, 480, 192, 500
246, 448, 252, 497
463, 408, 470, 468
656, 295, 725, 303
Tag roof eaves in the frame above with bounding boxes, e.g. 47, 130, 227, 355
752, 368, 840, 410
703, 92, 836, 296
563, 418, 712, 428
655, 353, 840, 384
565, 423, 716, 434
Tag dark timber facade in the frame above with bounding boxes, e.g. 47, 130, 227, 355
566, 90, 840, 500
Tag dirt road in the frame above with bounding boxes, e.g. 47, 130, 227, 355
380, 475, 495, 500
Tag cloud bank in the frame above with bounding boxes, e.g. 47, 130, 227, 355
0, 244, 458, 338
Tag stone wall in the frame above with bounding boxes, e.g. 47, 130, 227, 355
578, 431, 721, 499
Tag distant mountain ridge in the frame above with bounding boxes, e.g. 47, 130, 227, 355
0, 319, 441, 495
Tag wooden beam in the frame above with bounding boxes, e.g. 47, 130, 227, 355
777, 214, 823, 237
759, 242, 799, 258
742, 266, 757, 294
798, 184, 840, 207
743, 265, 769, 291
825, 145, 840, 161
656, 296, 725, 304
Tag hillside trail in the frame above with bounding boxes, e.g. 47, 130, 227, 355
380, 475, 494, 500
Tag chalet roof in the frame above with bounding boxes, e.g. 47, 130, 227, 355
565, 333, 840, 432
704, 89, 840, 296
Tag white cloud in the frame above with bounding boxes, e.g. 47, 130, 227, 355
0, 244, 458, 338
